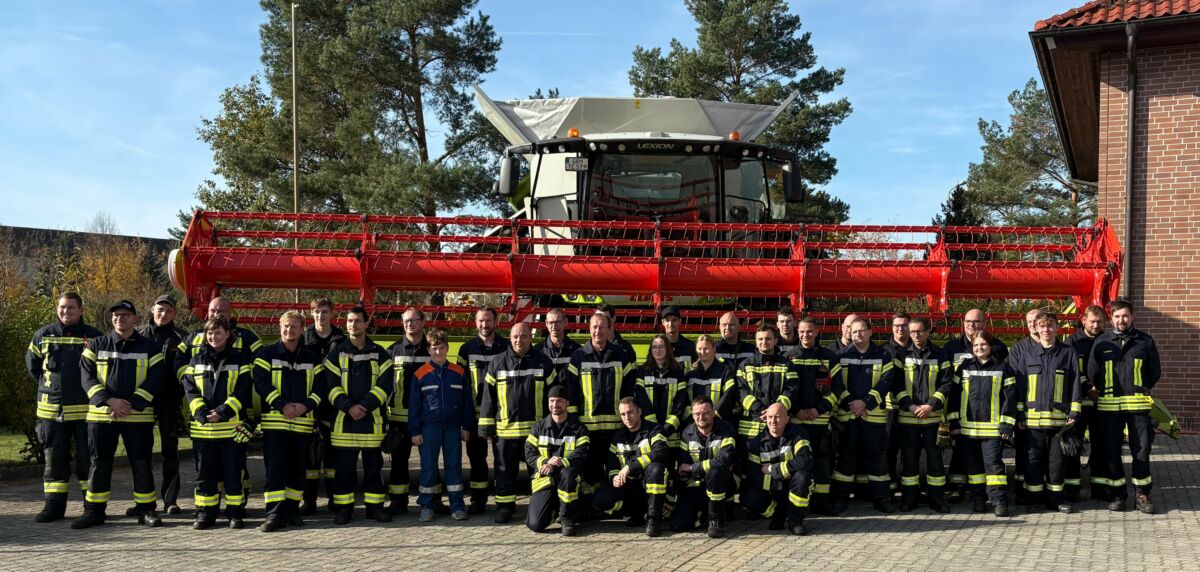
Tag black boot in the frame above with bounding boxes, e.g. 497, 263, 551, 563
387, 494, 408, 516
285, 502, 304, 527
971, 497, 987, 513
35, 499, 66, 523
494, 504, 515, 524
828, 495, 849, 515
561, 516, 579, 537
430, 495, 451, 515
706, 501, 725, 538
333, 506, 353, 525
227, 508, 245, 529
646, 515, 662, 537
873, 498, 896, 514
768, 510, 786, 530
468, 494, 488, 515
365, 504, 392, 523
928, 495, 950, 514
139, 508, 163, 528
193, 511, 216, 530
71, 506, 107, 529
259, 517, 285, 532
788, 518, 809, 536
899, 495, 919, 512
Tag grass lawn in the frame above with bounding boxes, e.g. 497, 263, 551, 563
0, 427, 192, 467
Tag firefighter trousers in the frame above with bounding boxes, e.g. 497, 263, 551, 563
832, 419, 890, 501
86, 422, 156, 512
526, 465, 582, 532
492, 438, 526, 508
1025, 428, 1066, 504
593, 462, 667, 518
154, 404, 182, 507
899, 424, 946, 500
304, 423, 336, 505
800, 424, 832, 506
37, 419, 89, 506
332, 446, 385, 508
193, 439, 245, 518
387, 422, 415, 502
263, 430, 310, 519
1098, 412, 1155, 499
741, 464, 812, 522
465, 432, 490, 504
963, 437, 1007, 505
670, 465, 733, 531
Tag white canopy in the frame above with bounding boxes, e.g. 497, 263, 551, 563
474, 85, 796, 146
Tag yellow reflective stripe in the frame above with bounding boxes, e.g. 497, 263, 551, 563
189, 398, 205, 415
1133, 358, 1143, 388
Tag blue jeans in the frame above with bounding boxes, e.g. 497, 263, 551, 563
418, 426, 465, 511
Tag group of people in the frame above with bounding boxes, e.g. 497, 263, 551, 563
26, 292, 1161, 538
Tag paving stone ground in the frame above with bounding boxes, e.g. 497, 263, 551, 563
1, 435, 1198, 571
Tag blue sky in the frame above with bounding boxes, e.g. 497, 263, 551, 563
0, 0, 1086, 238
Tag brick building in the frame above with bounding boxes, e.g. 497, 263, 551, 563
1032, 0, 1200, 425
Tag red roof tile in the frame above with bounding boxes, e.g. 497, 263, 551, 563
1035, 0, 1200, 30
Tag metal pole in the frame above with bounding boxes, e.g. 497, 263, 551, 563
292, 2, 300, 304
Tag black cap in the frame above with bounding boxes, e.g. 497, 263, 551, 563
153, 295, 177, 308
548, 385, 570, 401
109, 300, 137, 315
660, 305, 681, 319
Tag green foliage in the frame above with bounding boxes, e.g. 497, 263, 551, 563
966, 78, 1096, 227
178, 0, 507, 239
628, 0, 851, 223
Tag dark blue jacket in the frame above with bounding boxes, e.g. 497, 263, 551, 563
408, 360, 476, 436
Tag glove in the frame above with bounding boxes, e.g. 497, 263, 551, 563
1058, 423, 1084, 458
381, 424, 407, 452
233, 423, 253, 444
936, 420, 953, 449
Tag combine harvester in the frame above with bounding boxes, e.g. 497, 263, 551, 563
169, 88, 1124, 340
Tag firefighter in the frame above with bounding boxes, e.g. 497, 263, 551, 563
180, 317, 253, 529
26, 291, 103, 523
715, 312, 755, 367
536, 308, 581, 383
411, 328, 473, 522
1087, 299, 1161, 514
525, 385, 590, 535
1012, 310, 1082, 513
671, 395, 736, 538
133, 295, 189, 518
72, 300, 165, 529
480, 323, 559, 524
783, 317, 842, 514
564, 312, 636, 505
825, 313, 858, 354
831, 318, 896, 515
1067, 305, 1106, 501
253, 310, 325, 532
660, 305, 697, 370
456, 307, 510, 514
301, 297, 343, 515
943, 309, 1008, 503
891, 317, 954, 513
1006, 308, 1041, 506
735, 325, 798, 444
632, 334, 689, 442
741, 403, 814, 536
948, 332, 1019, 517
683, 335, 739, 425
775, 306, 801, 355
593, 397, 669, 537
386, 307, 431, 515
882, 312, 911, 359
325, 306, 394, 525
175, 297, 263, 500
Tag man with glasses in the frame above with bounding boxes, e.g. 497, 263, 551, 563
891, 317, 953, 512
386, 307, 431, 515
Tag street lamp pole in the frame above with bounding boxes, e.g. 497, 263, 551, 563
291, 2, 300, 304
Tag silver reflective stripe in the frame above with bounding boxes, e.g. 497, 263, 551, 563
468, 354, 501, 363
498, 369, 546, 378
341, 352, 381, 362
191, 364, 242, 374
270, 359, 314, 371
759, 447, 787, 461
964, 366, 1003, 376
395, 356, 431, 364
538, 435, 578, 446
550, 357, 571, 365
641, 376, 680, 385
421, 385, 438, 391
904, 358, 940, 367
579, 361, 625, 370
97, 351, 148, 360
689, 378, 724, 387
841, 358, 883, 366
450, 385, 464, 390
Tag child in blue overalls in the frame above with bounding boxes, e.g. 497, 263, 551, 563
409, 329, 476, 521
